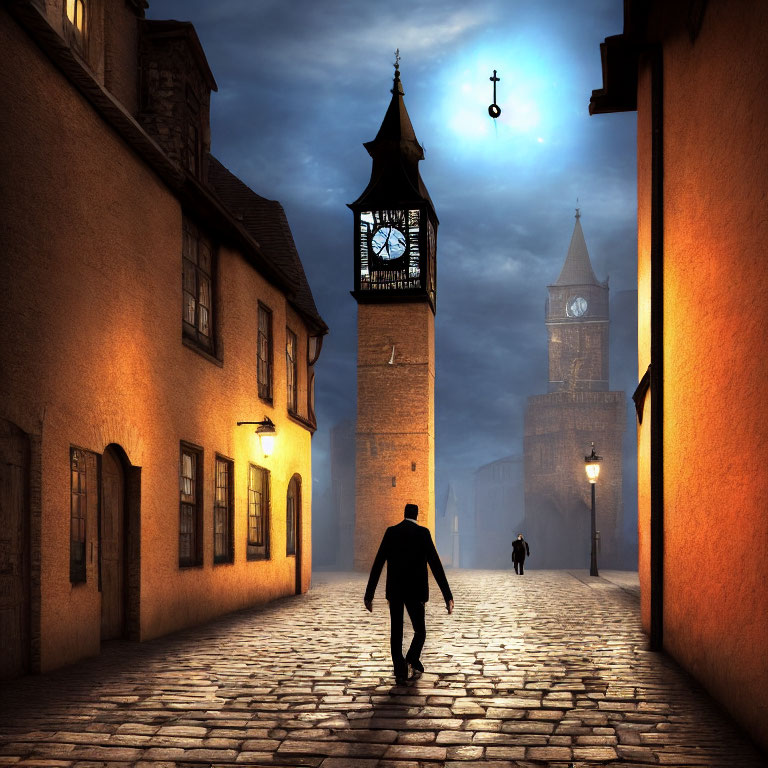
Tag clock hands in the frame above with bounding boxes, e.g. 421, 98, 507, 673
373, 227, 406, 259
374, 229, 391, 257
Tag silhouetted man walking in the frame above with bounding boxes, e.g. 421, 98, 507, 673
364, 503, 453, 684
512, 533, 530, 574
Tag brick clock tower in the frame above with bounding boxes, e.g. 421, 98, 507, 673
349, 58, 438, 570
524, 211, 625, 568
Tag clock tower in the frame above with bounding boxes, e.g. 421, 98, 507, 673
546, 209, 609, 393
524, 211, 625, 568
349, 57, 438, 570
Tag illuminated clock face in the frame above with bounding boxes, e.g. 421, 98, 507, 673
567, 296, 588, 317
371, 226, 407, 260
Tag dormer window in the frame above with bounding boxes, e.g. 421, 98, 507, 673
64, 0, 86, 50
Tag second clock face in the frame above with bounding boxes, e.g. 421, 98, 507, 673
371, 225, 407, 260
567, 296, 588, 317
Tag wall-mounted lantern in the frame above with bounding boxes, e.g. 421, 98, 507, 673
237, 416, 277, 458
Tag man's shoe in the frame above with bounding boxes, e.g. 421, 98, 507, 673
408, 665, 422, 681
395, 674, 408, 685
407, 658, 424, 679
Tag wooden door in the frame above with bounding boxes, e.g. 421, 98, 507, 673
100, 446, 125, 640
0, 420, 29, 678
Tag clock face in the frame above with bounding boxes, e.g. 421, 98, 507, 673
371, 225, 407, 260
358, 209, 421, 290
567, 296, 588, 317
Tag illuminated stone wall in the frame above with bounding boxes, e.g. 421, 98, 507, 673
0, 5, 316, 673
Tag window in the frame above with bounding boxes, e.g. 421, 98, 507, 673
214, 456, 234, 564
179, 444, 203, 567
69, 447, 96, 583
182, 217, 215, 354
286, 475, 300, 557
64, 0, 86, 50
247, 463, 269, 560
257, 304, 273, 401
286, 328, 298, 413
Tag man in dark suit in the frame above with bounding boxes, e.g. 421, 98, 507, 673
364, 503, 454, 684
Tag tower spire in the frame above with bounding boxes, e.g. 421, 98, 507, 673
349, 53, 434, 213
554, 209, 600, 286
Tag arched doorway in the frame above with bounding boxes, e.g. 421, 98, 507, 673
0, 419, 30, 678
100, 445, 126, 640
287, 475, 301, 594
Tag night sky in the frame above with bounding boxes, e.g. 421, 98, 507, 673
147, 0, 638, 557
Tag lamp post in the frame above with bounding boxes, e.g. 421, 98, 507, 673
237, 417, 277, 458
584, 442, 602, 577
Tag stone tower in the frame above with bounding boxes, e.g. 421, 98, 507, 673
349, 59, 438, 570
524, 211, 625, 568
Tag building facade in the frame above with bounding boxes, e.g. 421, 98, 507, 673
591, 0, 768, 752
0, 0, 326, 676
524, 213, 625, 568
473, 456, 524, 569
349, 61, 438, 570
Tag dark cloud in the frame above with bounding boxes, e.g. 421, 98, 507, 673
148, 0, 637, 556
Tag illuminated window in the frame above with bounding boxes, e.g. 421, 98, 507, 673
64, 0, 86, 48
182, 217, 215, 355
247, 463, 270, 560
179, 444, 203, 567
257, 304, 273, 401
286, 328, 297, 414
213, 456, 234, 564
286, 475, 300, 557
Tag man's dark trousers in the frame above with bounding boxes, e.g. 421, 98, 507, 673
389, 600, 426, 678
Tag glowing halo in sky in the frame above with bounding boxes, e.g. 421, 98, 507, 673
433, 34, 575, 171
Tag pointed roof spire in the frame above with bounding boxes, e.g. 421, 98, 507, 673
554, 209, 601, 286
363, 50, 423, 164
349, 52, 435, 214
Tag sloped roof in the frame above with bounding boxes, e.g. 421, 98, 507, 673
554, 212, 601, 286
207, 156, 327, 333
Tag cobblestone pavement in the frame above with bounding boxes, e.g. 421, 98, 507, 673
0, 570, 765, 768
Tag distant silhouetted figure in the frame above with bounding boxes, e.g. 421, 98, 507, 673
364, 503, 453, 684
512, 533, 530, 575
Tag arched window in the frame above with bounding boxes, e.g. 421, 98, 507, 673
286, 475, 301, 556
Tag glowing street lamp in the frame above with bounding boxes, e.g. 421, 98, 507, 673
584, 442, 602, 577
237, 417, 277, 458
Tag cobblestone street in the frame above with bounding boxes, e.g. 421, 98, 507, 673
0, 570, 764, 768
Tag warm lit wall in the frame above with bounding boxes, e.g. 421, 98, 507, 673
635, 0, 768, 751
636, 57, 653, 635
354, 302, 435, 570
0, 8, 314, 670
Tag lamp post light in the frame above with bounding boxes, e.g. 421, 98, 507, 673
584, 441, 602, 577
237, 416, 277, 458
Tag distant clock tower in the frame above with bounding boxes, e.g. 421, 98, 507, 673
524, 211, 625, 568
349, 56, 438, 570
